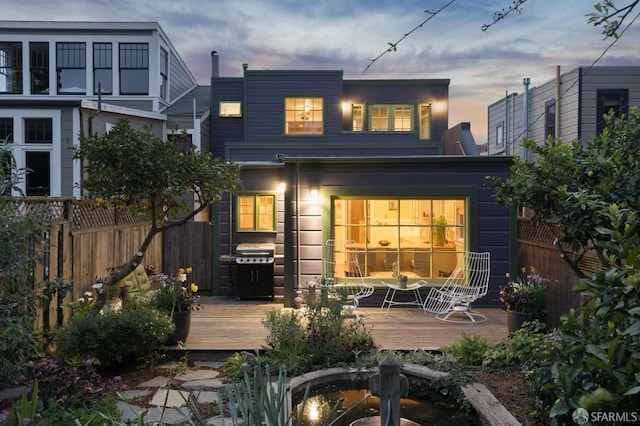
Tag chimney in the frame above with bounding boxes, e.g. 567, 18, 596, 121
211, 51, 219, 78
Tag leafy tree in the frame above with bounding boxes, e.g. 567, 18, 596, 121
485, 107, 640, 278
73, 120, 241, 311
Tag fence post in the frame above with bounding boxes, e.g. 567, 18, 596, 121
369, 357, 409, 426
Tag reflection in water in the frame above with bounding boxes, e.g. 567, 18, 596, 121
293, 381, 481, 426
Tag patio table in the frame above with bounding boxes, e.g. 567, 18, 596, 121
380, 281, 425, 314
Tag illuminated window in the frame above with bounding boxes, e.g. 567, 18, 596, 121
419, 104, 431, 139
220, 101, 242, 117
285, 97, 323, 134
369, 105, 413, 131
352, 104, 363, 131
332, 198, 466, 279
237, 194, 276, 232
56, 42, 86, 94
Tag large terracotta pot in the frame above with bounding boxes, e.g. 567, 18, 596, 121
167, 310, 191, 345
506, 309, 536, 335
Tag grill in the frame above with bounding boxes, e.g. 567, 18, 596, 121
234, 243, 275, 300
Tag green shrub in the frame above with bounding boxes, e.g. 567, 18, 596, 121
54, 305, 173, 368
482, 321, 547, 370
440, 332, 489, 366
261, 292, 377, 375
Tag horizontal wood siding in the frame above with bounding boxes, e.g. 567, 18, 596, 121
211, 78, 244, 158
580, 66, 640, 141
169, 50, 196, 101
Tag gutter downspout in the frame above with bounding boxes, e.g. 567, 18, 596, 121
555, 65, 561, 139
523, 78, 530, 160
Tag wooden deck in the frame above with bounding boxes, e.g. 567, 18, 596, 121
183, 296, 508, 353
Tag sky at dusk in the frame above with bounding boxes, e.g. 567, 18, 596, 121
4, 0, 640, 142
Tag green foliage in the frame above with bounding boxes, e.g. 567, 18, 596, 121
0, 141, 53, 386
54, 304, 173, 368
482, 321, 547, 370
486, 107, 640, 277
261, 291, 377, 375
440, 332, 490, 367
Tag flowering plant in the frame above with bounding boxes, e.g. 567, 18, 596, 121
500, 267, 549, 319
148, 267, 202, 314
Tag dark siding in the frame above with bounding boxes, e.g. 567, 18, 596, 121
211, 78, 244, 159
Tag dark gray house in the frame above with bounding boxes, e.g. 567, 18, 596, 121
210, 54, 514, 307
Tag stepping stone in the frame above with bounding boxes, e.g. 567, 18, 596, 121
117, 401, 146, 422
194, 390, 221, 404
207, 417, 244, 426
150, 388, 191, 408
119, 389, 153, 400
181, 378, 227, 390
0, 387, 25, 401
195, 361, 225, 369
137, 375, 171, 387
145, 406, 189, 425
175, 369, 220, 381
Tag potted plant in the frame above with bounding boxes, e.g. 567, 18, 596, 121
500, 267, 549, 334
433, 215, 448, 246
396, 273, 408, 288
148, 267, 202, 345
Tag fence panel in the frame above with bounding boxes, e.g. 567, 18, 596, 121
163, 222, 212, 292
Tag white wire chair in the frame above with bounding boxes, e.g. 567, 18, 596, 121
421, 251, 491, 322
323, 239, 375, 319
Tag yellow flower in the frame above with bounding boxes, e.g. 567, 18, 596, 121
186, 267, 193, 273
178, 268, 185, 274
182, 287, 187, 292
190, 283, 198, 293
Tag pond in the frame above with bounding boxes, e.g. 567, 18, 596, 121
292, 380, 482, 426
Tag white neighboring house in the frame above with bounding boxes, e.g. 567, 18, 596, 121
0, 21, 205, 197
487, 66, 640, 159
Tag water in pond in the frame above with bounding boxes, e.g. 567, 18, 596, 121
292, 380, 482, 425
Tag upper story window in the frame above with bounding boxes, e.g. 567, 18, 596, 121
597, 89, 628, 134
30, 42, 49, 94
544, 100, 556, 139
495, 122, 504, 148
419, 104, 431, 139
237, 194, 276, 232
0, 117, 13, 142
0, 42, 23, 94
219, 101, 242, 117
285, 97, 323, 134
160, 48, 168, 100
56, 42, 86, 94
119, 43, 148, 95
93, 43, 112, 95
370, 105, 413, 131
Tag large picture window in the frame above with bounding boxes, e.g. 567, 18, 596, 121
237, 194, 276, 232
285, 97, 323, 134
56, 42, 86, 94
332, 198, 466, 279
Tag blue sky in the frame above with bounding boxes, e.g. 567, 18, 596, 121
4, 0, 639, 142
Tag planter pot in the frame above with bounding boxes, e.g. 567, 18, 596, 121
506, 309, 536, 335
167, 310, 191, 345
398, 280, 408, 289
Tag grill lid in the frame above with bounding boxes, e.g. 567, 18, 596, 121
236, 243, 276, 257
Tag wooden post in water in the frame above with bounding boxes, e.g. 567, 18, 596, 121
369, 357, 409, 426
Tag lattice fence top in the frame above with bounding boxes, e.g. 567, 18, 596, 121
518, 219, 558, 246
3, 197, 70, 221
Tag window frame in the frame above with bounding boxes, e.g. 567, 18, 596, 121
56, 42, 86, 95
236, 193, 277, 232
0, 42, 23, 94
284, 97, 324, 135
93, 42, 112, 95
544, 100, 556, 139
119, 43, 149, 95
369, 104, 414, 132
596, 88, 629, 134
29, 42, 49, 95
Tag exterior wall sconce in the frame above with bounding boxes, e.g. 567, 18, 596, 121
310, 188, 319, 201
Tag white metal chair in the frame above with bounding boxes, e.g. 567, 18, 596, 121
421, 251, 490, 322
323, 239, 375, 319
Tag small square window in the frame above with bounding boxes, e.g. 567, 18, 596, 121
237, 194, 276, 232
220, 101, 242, 117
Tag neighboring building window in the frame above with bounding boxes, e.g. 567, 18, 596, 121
160, 48, 168, 100
369, 105, 413, 131
219, 101, 242, 117
285, 97, 323, 134
24, 118, 53, 196
1, 151, 12, 195
352, 104, 364, 131
237, 194, 276, 232
30, 42, 49, 94
93, 43, 112, 94
419, 104, 431, 139
119, 43, 148, 95
25, 118, 52, 144
0, 117, 13, 142
168, 130, 193, 151
0, 42, 23, 94
544, 100, 556, 139
597, 89, 628, 134
496, 122, 504, 148
332, 198, 466, 279
56, 42, 86, 94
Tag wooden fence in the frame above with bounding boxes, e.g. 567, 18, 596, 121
12, 198, 162, 332
517, 219, 592, 328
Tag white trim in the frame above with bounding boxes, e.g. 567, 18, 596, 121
81, 99, 167, 121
